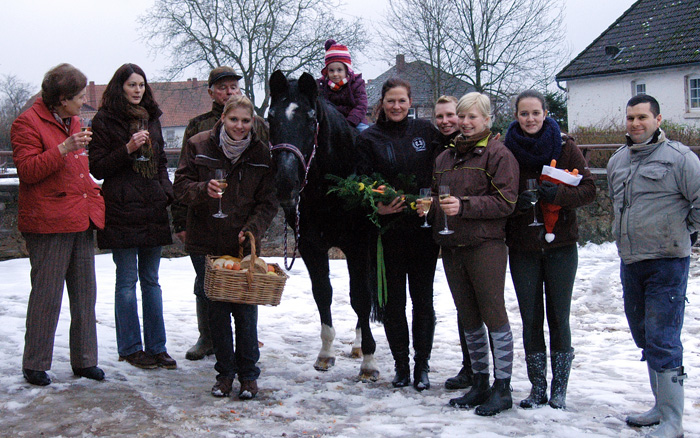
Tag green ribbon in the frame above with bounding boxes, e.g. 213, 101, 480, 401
376, 235, 388, 307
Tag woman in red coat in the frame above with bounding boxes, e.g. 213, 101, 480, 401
11, 63, 105, 386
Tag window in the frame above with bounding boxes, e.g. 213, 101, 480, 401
407, 108, 416, 119
689, 77, 700, 110
166, 129, 175, 141
631, 80, 646, 96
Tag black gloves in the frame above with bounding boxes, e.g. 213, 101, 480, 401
517, 190, 537, 211
537, 181, 558, 204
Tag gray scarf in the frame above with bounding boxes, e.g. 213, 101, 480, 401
219, 125, 251, 165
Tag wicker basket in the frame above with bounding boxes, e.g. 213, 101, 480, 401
204, 231, 288, 305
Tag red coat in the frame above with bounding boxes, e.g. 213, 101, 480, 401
11, 98, 105, 233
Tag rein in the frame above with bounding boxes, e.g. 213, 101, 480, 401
270, 123, 320, 270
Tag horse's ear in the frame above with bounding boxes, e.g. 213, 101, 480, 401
270, 70, 288, 98
298, 72, 318, 101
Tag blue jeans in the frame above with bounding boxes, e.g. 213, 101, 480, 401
621, 257, 688, 371
356, 122, 370, 132
112, 247, 167, 357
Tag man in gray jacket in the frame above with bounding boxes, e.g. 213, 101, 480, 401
607, 94, 699, 438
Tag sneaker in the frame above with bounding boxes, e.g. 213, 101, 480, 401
238, 380, 258, 400
23, 368, 51, 386
73, 366, 105, 381
119, 351, 158, 369
211, 376, 234, 397
151, 352, 177, 370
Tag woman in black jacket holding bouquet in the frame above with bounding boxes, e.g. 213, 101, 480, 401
357, 78, 440, 391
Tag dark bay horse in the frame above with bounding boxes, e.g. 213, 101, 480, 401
268, 70, 379, 381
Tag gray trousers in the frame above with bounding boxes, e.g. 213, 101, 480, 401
22, 231, 98, 371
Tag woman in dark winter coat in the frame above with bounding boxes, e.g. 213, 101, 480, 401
504, 89, 596, 410
357, 78, 440, 391
426, 92, 519, 416
89, 63, 176, 371
173, 94, 278, 400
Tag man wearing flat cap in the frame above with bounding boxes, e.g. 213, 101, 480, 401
172, 66, 268, 361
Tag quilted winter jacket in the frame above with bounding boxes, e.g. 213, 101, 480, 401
11, 98, 105, 233
607, 136, 700, 264
317, 71, 368, 127
89, 107, 173, 249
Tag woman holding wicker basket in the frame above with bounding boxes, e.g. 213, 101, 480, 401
173, 94, 278, 400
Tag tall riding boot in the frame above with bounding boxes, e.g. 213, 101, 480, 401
647, 367, 685, 438
445, 318, 473, 389
549, 350, 575, 409
520, 352, 548, 408
449, 372, 491, 408
186, 296, 214, 360
626, 362, 661, 427
412, 316, 435, 391
392, 358, 411, 388
475, 378, 512, 416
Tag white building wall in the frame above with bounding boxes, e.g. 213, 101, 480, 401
566, 65, 700, 129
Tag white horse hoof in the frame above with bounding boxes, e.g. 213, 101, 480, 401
314, 356, 335, 371
358, 368, 379, 382
349, 346, 363, 358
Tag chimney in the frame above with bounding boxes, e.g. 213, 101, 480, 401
87, 81, 97, 108
192, 78, 198, 88
396, 54, 406, 72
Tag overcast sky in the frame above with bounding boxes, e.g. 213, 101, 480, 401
2, 0, 636, 92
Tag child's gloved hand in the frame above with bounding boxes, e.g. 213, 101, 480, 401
537, 181, 558, 203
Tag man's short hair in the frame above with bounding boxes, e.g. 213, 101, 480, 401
627, 94, 660, 117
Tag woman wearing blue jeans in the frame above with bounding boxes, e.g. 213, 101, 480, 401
90, 63, 176, 370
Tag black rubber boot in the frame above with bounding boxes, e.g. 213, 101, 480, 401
449, 372, 491, 408
392, 360, 411, 388
414, 359, 430, 391
520, 352, 548, 408
186, 296, 214, 361
445, 365, 473, 390
549, 350, 575, 409
475, 378, 513, 416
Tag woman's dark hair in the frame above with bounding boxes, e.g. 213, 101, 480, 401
41, 63, 87, 109
372, 77, 412, 120
101, 63, 160, 118
514, 89, 547, 115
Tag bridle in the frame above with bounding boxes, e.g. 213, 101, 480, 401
270, 122, 319, 270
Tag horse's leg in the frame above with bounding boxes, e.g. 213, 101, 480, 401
350, 321, 362, 358
344, 238, 379, 382
299, 239, 336, 371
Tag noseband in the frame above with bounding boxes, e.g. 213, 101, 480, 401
270, 122, 319, 270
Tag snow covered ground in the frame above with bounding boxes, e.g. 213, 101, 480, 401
0, 243, 698, 438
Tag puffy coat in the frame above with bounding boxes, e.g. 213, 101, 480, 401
607, 135, 700, 264
506, 135, 596, 251
173, 122, 278, 256
317, 71, 368, 127
432, 135, 519, 247
89, 107, 173, 249
11, 98, 104, 233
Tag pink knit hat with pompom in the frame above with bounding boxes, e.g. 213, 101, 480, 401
322, 39, 353, 76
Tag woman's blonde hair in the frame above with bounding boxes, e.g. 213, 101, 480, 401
435, 95, 458, 106
223, 94, 255, 117
456, 92, 492, 128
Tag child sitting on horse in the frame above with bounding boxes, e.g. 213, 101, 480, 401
317, 39, 369, 132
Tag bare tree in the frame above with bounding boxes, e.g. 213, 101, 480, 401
0, 75, 34, 151
379, 0, 566, 110
140, 0, 368, 115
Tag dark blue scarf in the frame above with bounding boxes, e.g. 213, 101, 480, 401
504, 117, 562, 169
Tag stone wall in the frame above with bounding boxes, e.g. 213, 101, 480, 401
0, 177, 615, 261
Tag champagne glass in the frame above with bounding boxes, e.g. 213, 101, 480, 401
135, 118, 150, 162
78, 117, 91, 156
526, 179, 543, 227
438, 185, 454, 235
212, 169, 228, 218
419, 188, 432, 228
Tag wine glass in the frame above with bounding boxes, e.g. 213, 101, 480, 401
212, 169, 228, 218
78, 117, 91, 156
135, 118, 150, 162
526, 179, 543, 227
419, 188, 432, 228
438, 185, 454, 235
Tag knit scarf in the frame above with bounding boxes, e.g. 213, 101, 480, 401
328, 77, 348, 91
453, 129, 491, 155
126, 104, 158, 179
219, 125, 251, 165
504, 117, 562, 169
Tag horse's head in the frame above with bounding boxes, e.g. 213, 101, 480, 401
268, 70, 319, 219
